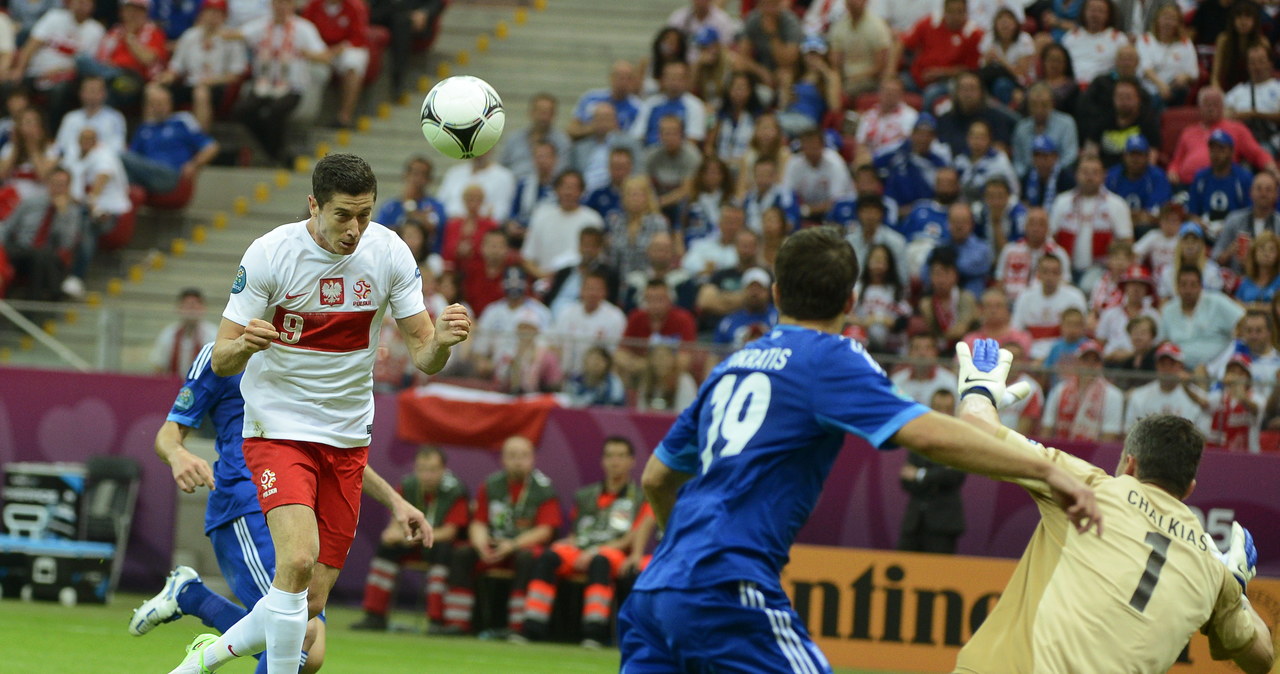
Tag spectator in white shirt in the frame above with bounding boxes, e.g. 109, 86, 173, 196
854, 78, 918, 160
667, 0, 739, 62
1042, 339, 1126, 442
1161, 266, 1247, 367
1136, 4, 1198, 106
783, 127, 854, 225
1012, 253, 1089, 359
150, 287, 219, 376
438, 153, 517, 222
54, 76, 127, 163
978, 8, 1036, 107
1123, 342, 1209, 432
521, 169, 604, 279
1204, 309, 1280, 398
1062, 0, 1130, 86
551, 270, 627, 377
1049, 156, 1134, 290
1097, 265, 1162, 356
890, 332, 956, 405
159, 0, 248, 131
1224, 43, 1280, 153
995, 206, 1071, 301
472, 267, 553, 379
7, 0, 104, 122
682, 203, 744, 277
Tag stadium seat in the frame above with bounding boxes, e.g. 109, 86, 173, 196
364, 26, 391, 88
98, 202, 139, 251
144, 173, 195, 211
1160, 106, 1201, 165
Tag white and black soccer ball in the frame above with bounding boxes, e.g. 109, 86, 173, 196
420, 76, 505, 160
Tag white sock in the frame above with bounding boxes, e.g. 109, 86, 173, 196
263, 586, 309, 674
205, 597, 270, 669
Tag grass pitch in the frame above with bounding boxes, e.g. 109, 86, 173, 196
0, 594, 900, 673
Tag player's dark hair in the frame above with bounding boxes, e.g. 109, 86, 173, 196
416, 445, 446, 465
775, 226, 857, 321
603, 436, 635, 456
313, 153, 377, 207
1124, 415, 1204, 496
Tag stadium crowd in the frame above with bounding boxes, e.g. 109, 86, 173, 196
361, 0, 1280, 454
0, 0, 440, 303
6, 0, 1280, 453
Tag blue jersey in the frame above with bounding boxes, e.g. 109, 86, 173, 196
585, 184, 622, 220
166, 343, 259, 534
874, 141, 946, 210
375, 196, 447, 247
637, 326, 929, 592
898, 200, 949, 245
1105, 165, 1172, 215
825, 194, 899, 229
1188, 164, 1253, 221
129, 113, 215, 171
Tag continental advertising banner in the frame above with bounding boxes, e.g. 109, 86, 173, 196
782, 545, 1280, 673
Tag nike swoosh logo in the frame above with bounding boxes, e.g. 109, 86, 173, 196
284, 292, 305, 300
963, 375, 987, 383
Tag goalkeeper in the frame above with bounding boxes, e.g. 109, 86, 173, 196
952, 339, 1274, 674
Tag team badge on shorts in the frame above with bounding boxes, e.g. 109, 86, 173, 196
232, 266, 247, 294
261, 469, 278, 498
320, 278, 344, 306
174, 386, 195, 411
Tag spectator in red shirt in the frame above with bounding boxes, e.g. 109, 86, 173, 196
902, 0, 983, 103
1168, 86, 1276, 185
460, 229, 519, 317
617, 278, 697, 379
442, 183, 498, 267
85, 0, 168, 109
302, 0, 370, 128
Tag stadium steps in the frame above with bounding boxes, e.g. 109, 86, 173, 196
1, 0, 677, 371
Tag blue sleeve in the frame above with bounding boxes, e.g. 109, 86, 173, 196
166, 350, 228, 429
812, 339, 930, 449
653, 395, 702, 474
572, 92, 594, 123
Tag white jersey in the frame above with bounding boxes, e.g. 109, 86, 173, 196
1124, 381, 1209, 433
27, 10, 104, 79
551, 300, 627, 376
1011, 284, 1088, 360
223, 220, 426, 447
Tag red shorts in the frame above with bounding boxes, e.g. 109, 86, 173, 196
243, 438, 368, 569
551, 542, 627, 578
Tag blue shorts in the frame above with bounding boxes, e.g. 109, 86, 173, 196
619, 580, 833, 674
207, 511, 275, 609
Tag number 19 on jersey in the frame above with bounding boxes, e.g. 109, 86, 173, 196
700, 373, 773, 474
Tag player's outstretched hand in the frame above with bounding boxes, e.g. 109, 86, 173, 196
1044, 465, 1103, 536
241, 318, 279, 352
433, 303, 471, 348
169, 447, 215, 493
392, 500, 434, 549
956, 339, 1032, 409
1218, 521, 1257, 591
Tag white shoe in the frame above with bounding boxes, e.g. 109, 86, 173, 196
168, 633, 217, 674
60, 276, 85, 300
129, 565, 200, 636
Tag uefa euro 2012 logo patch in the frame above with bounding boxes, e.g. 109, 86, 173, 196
232, 265, 247, 294
174, 386, 195, 411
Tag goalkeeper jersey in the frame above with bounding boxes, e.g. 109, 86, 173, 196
954, 428, 1257, 673
637, 324, 929, 592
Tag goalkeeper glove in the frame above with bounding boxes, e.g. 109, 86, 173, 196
1216, 521, 1257, 592
955, 339, 1032, 409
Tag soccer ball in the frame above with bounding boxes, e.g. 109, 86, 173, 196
420, 76, 505, 160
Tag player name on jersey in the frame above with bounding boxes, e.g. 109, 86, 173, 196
1128, 489, 1213, 552
721, 346, 791, 371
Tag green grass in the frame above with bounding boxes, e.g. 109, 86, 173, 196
0, 594, 902, 673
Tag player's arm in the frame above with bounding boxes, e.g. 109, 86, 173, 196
363, 465, 433, 548
640, 454, 693, 529
1207, 594, 1275, 673
396, 304, 471, 375
154, 420, 215, 493
211, 318, 279, 376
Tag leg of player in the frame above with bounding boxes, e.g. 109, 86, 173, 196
299, 618, 326, 674
130, 566, 248, 636
194, 504, 316, 673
